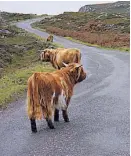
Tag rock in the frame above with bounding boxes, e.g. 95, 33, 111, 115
78, 1, 130, 14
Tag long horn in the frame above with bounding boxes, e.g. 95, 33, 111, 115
62, 62, 68, 67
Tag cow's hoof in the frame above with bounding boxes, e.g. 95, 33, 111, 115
32, 129, 37, 133
64, 118, 70, 122
49, 125, 55, 129
48, 123, 55, 129
54, 118, 59, 122
47, 119, 55, 129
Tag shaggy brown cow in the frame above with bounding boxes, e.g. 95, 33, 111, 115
40, 48, 81, 69
46, 35, 53, 42
27, 63, 86, 132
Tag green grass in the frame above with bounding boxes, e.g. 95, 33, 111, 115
30, 24, 64, 48
27, 32, 46, 42
0, 44, 55, 108
65, 37, 130, 52
31, 23, 47, 32
3, 35, 35, 45
31, 32, 64, 48
0, 25, 58, 108
1, 11, 38, 23
52, 42, 64, 48
0, 63, 54, 108
0, 46, 55, 108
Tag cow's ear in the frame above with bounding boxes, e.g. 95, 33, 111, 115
62, 62, 68, 67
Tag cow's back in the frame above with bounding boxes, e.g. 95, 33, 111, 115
56, 48, 81, 67
38, 73, 62, 95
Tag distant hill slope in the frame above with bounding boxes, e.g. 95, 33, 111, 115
0, 11, 38, 23
79, 1, 130, 14
33, 10, 130, 49
32, 1, 130, 51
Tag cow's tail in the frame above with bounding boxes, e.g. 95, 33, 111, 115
27, 73, 43, 120
74, 50, 81, 63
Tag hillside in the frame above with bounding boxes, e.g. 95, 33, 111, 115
79, 1, 130, 14
33, 5, 130, 51
0, 11, 38, 23
0, 12, 57, 108
0, 11, 52, 70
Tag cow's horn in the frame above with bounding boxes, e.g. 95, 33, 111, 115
62, 62, 68, 67
76, 64, 82, 68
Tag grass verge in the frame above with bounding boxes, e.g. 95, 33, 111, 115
31, 23, 129, 52
65, 37, 130, 52
29, 31, 64, 48
31, 23, 64, 48
0, 25, 57, 108
0, 63, 54, 108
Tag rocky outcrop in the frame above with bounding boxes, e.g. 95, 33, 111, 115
79, 1, 130, 14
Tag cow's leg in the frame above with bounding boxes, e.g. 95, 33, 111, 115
46, 118, 55, 129
46, 106, 55, 129
30, 118, 37, 133
62, 109, 69, 122
54, 109, 59, 121
62, 97, 70, 122
42, 106, 55, 129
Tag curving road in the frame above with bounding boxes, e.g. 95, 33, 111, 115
0, 19, 130, 156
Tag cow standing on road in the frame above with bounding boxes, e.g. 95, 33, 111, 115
46, 35, 53, 42
40, 48, 81, 69
27, 63, 86, 132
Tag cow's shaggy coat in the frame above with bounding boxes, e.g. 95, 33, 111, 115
46, 35, 53, 42
27, 63, 86, 132
40, 48, 81, 69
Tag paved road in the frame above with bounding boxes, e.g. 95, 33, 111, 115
0, 19, 130, 156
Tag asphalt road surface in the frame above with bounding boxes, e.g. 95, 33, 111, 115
0, 19, 130, 156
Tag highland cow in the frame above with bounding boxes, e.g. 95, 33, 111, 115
40, 48, 81, 69
27, 63, 86, 132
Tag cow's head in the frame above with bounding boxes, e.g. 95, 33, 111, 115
47, 35, 53, 42
40, 49, 51, 62
63, 62, 87, 83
